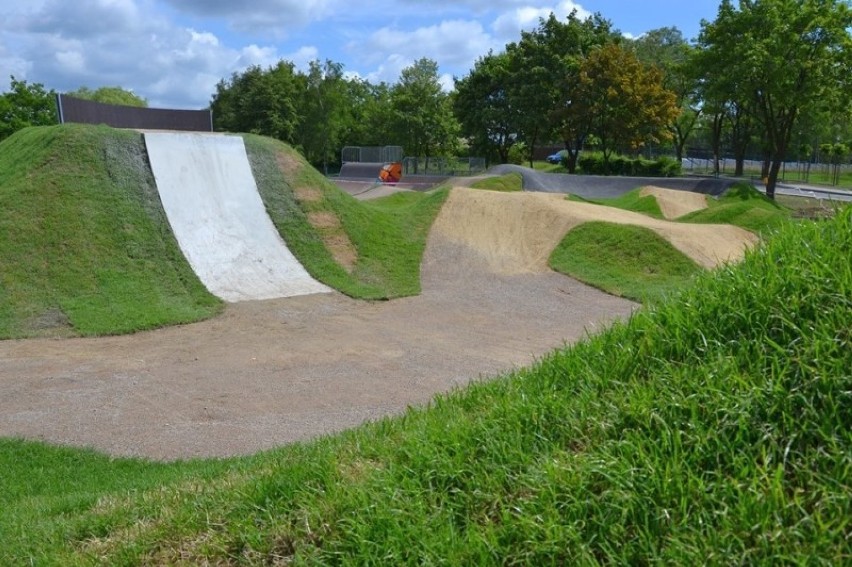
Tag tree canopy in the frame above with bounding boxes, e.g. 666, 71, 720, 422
65, 86, 147, 108
0, 77, 57, 141
697, 0, 852, 197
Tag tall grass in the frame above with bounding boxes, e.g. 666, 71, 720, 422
2, 206, 848, 564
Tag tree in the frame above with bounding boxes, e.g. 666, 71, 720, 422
66, 86, 147, 107
506, 11, 619, 170
341, 79, 395, 148
697, 0, 852, 198
633, 27, 702, 162
390, 58, 459, 159
209, 61, 300, 142
577, 43, 679, 171
0, 77, 57, 140
453, 51, 518, 164
294, 60, 349, 174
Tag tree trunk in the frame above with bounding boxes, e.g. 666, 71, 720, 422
766, 159, 781, 199
734, 147, 746, 177
675, 138, 685, 163
566, 151, 578, 174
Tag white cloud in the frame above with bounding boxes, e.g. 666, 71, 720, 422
54, 50, 86, 73
285, 46, 320, 70
0, 0, 291, 108
492, 1, 591, 41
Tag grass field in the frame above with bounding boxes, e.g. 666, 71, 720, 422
1, 206, 848, 564
2, 126, 849, 562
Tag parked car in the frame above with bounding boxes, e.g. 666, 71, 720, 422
546, 150, 567, 164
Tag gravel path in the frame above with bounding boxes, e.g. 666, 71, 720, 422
0, 223, 636, 461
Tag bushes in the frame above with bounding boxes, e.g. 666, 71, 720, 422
576, 152, 681, 176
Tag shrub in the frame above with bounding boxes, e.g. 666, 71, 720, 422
577, 152, 681, 176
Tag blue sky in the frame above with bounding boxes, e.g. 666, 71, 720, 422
0, 1, 722, 110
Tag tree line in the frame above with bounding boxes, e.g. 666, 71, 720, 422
2, 0, 850, 197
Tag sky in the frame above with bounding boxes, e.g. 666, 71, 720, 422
0, 0, 723, 110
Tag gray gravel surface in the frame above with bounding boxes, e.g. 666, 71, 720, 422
0, 230, 636, 461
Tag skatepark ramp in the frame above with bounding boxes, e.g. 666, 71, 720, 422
144, 132, 331, 302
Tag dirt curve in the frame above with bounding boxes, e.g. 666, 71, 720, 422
0, 187, 758, 461
0, 192, 639, 460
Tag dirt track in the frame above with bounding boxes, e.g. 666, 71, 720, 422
0, 188, 756, 461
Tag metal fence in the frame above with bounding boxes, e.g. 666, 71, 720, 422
341, 146, 403, 164
402, 157, 487, 176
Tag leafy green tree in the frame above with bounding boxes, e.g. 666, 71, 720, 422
577, 43, 679, 171
390, 58, 459, 159
294, 60, 349, 174
697, 0, 852, 198
341, 79, 395, 148
506, 11, 619, 170
210, 61, 300, 142
65, 86, 147, 107
632, 27, 701, 162
453, 51, 518, 164
0, 77, 58, 140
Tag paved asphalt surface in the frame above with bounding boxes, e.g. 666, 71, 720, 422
488, 164, 852, 203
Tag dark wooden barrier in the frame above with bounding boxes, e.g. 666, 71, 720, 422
56, 94, 212, 132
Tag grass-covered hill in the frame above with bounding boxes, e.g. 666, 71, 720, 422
1, 204, 848, 564
0, 125, 447, 339
0, 124, 221, 338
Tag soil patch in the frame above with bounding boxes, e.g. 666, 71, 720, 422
640, 186, 708, 219
437, 188, 758, 271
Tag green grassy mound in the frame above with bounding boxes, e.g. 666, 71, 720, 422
680, 183, 788, 233
2, 206, 848, 564
0, 125, 221, 338
570, 189, 665, 218
570, 183, 788, 233
469, 172, 523, 192
549, 222, 702, 302
246, 135, 448, 299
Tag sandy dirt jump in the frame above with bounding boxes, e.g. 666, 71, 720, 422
0, 188, 756, 461
640, 186, 708, 219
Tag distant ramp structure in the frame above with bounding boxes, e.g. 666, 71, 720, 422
144, 132, 331, 302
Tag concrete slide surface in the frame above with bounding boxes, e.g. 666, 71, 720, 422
144, 132, 331, 302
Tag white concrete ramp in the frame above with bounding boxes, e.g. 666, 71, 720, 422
144, 132, 331, 302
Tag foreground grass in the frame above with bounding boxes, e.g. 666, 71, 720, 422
2, 206, 849, 564
0, 125, 221, 338
549, 222, 702, 302
245, 135, 448, 299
